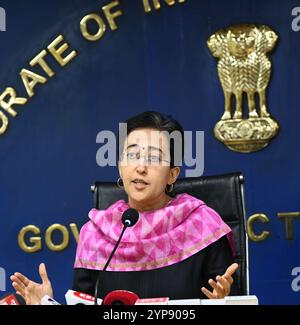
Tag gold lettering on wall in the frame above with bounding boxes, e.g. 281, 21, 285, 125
45, 224, 70, 251
143, 0, 186, 13
277, 212, 300, 240
20, 69, 47, 97
18, 225, 42, 253
0, 111, 8, 135
80, 14, 107, 41
0, 87, 27, 118
30, 50, 55, 77
0, 34, 77, 135
80, 1, 122, 41
102, 0, 123, 31
47, 35, 77, 67
0, 0, 187, 136
247, 213, 270, 242
18, 223, 79, 253
69, 223, 80, 243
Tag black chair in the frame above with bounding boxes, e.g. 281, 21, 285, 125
91, 172, 249, 296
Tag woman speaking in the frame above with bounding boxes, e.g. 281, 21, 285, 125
10, 111, 238, 304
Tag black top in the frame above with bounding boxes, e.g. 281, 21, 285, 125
72, 235, 237, 300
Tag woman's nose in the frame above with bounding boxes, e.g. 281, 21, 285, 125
135, 163, 147, 174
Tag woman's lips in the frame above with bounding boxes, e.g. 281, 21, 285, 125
131, 180, 149, 190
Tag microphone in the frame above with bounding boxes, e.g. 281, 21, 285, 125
94, 208, 139, 305
121, 208, 139, 227
0, 293, 26, 305
65, 290, 102, 305
102, 290, 139, 305
41, 295, 61, 305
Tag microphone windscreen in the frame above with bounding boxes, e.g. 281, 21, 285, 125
15, 294, 26, 305
121, 208, 139, 227
103, 290, 139, 305
0, 293, 26, 305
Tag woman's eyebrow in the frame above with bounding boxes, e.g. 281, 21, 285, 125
148, 146, 163, 154
126, 144, 163, 154
126, 144, 139, 150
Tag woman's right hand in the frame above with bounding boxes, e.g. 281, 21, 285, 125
10, 263, 53, 305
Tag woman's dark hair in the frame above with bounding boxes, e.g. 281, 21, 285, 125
119, 111, 184, 167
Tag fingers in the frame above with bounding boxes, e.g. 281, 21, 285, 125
225, 263, 239, 277
201, 286, 216, 299
11, 277, 24, 291
216, 275, 230, 295
10, 275, 24, 289
11, 272, 29, 287
208, 278, 225, 297
10, 274, 27, 294
11, 280, 26, 298
39, 263, 49, 284
10, 275, 28, 302
222, 263, 238, 288
223, 274, 234, 285
202, 275, 232, 299
202, 263, 239, 300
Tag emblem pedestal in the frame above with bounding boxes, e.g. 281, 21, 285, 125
214, 117, 279, 153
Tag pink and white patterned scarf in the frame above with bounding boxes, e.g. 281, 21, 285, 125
74, 193, 233, 271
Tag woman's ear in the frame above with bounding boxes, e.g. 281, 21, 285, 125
169, 167, 180, 185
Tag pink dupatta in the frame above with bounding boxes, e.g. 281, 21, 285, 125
74, 193, 233, 272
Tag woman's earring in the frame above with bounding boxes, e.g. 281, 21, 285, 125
117, 177, 124, 188
166, 183, 174, 193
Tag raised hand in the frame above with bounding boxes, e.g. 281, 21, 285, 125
10, 263, 53, 305
201, 263, 239, 299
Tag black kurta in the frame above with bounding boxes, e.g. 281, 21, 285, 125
72, 235, 237, 300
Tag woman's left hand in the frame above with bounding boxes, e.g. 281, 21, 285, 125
201, 263, 239, 299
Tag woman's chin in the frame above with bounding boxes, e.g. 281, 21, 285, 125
128, 191, 150, 205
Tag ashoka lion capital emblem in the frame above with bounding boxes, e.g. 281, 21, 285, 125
207, 24, 279, 153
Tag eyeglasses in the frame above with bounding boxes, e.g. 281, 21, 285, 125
121, 151, 170, 166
